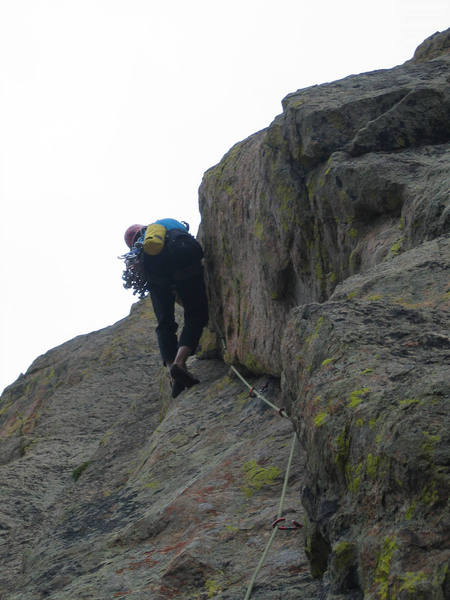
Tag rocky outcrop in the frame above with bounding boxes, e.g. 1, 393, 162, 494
1, 29, 449, 600
410, 29, 450, 63
0, 301, 319, 599
282, 236, 449, 599
198, 28, 449, 599
199, 28, 449, 376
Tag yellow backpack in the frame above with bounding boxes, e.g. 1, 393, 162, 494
143, 223, 167, 255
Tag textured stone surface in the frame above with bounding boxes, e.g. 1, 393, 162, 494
198, 28, 449, 376
410, 28, 450, 63
281, 236, 450, 599
0, 300, 318, 599
197, 28, 450, 600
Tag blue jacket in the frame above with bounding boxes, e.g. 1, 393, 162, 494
155, 218, 188, 232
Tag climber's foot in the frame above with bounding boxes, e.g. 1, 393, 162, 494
170, 364, 200, 389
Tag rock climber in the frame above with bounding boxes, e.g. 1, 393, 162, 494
123, 218, 209, 398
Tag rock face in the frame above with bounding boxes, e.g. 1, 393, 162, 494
1, 29, 449, 600
282, 236, 449, 599
199, 29, 449, 376
198, 28, 449, 599
0, 300, 319, 599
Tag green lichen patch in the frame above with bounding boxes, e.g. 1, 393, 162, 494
142, 478, 162, 491
349, 249, 361, 273
366, 453, 388, 481
345, 461, 363, 493
333, 540, 353, 561
321, 358, 334, 367
369, 416, 380, 429
305, 316, 325, 346
366, 454, 379, 480
205, 578, 222, 598
241, 460, 281, 498
421, 481, 439, 506
243, 353, 266, 375
405, 500, 417, 521
314, 412, 329, 427
388, 237, 403, 258
399, 398, 419, 408
72, 461, 91, 482
421, 431, 441, 456
375, 534, 397, 600
334, 426, 350, 473
398, 570, 427, 595
348, 387, 370, 408
332, 540, 357, 574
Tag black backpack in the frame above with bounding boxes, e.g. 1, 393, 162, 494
120, 224, 204, 295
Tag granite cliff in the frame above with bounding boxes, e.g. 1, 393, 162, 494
1, 29, 449, 600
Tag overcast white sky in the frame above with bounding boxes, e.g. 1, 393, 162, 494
0, 1, 448, 393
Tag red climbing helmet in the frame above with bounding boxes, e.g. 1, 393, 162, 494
124, 224, 144, 248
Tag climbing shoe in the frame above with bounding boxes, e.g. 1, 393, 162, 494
171, 377, 186, 399
170, 364, 200, 390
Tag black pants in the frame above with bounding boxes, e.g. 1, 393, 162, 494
149, 267, 209, 365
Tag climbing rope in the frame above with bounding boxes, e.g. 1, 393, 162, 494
224, 356, 302, 599
229, 365, 287, 417
243, 431, 298, 600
